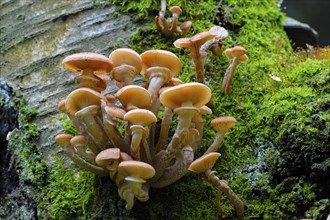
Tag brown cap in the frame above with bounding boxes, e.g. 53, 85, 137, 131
55, 133, 73, 148
58, 99, 67, 113
211, 116, 237, 134
109, 48, 142, 72
118, 160, 155, 183
225, 46, 248, 63
115, 85, 151, 111
105, 106, 126, 120
140, 50, 182, 78
63, 52, 113, 74
188, 152, 221, 173
109, 48, 142, 81
159, 82, 211, 110
65, 88, 105, 115
123, 109, 157, 126
174, 31, 217, 49
70, 135, 87, 147
169, 6, 182, 15
95, 148, 121, 171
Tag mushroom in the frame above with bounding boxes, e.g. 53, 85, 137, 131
200, 26, 229, 58
155, 78, 184, 153
174, 31, 217, 83
152, 82, 211, 182
169, 6, 182, 34
204, 116, 237, 155
62, 52, 113, 92
54, 134, 108, 176
65, 88, 110, 152
123, 109, 157, 162
188, 152, 221, 174
109, 48, 142, 87
115, 85, 151, 111
117, 161, 156, 209
155, 1, 192, 37
95, 148, 121, 171
140, 49, 182, 112
221, 46, 248, 95
188, 152, 244, 216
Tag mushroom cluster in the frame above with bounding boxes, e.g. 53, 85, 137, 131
55, 48, 244, 216
155, 0, 192, 37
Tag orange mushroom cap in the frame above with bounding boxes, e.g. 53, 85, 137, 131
188, 152, 221, 173
211, 116, 237, 134
118, 160, 156, 183
65, 88, 105, 115
159, 82, 211, 110
115, 85, 151, 110
140, 50, 182, 78
123, 109, 157, 127
63, 52, 113, 74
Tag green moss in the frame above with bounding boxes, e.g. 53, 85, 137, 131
40, 158, 96, 220
53, 113, 78, 135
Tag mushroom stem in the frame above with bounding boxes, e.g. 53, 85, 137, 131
161, 0, 166, 12
118, 181, 135, 210
100, 102, 129, 153
64, 146, 108, 176
130, 125, 145, 161
151, 108, 197, 182
156, 107, 173, 153
204, 170, 244, 217
55, 135, 108, 176
141, 136, 153, 164
191, 120, 205, 152
151, 146, 193, 188
75, 105, 111, 150
222, 56, 238, 95
170, 12, 179, 33
190, 51, 206, 83
215, 189, 228, 216
204, 132, 224, 155
103, 120, 130, 153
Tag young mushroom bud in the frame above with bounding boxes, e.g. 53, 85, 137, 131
204, 116, 237, 155
109, 48, 142, 88
62, 52, 113, 92
222, 46, 248, 95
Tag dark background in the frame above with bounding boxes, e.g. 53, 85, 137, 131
281, 0, 330, 47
